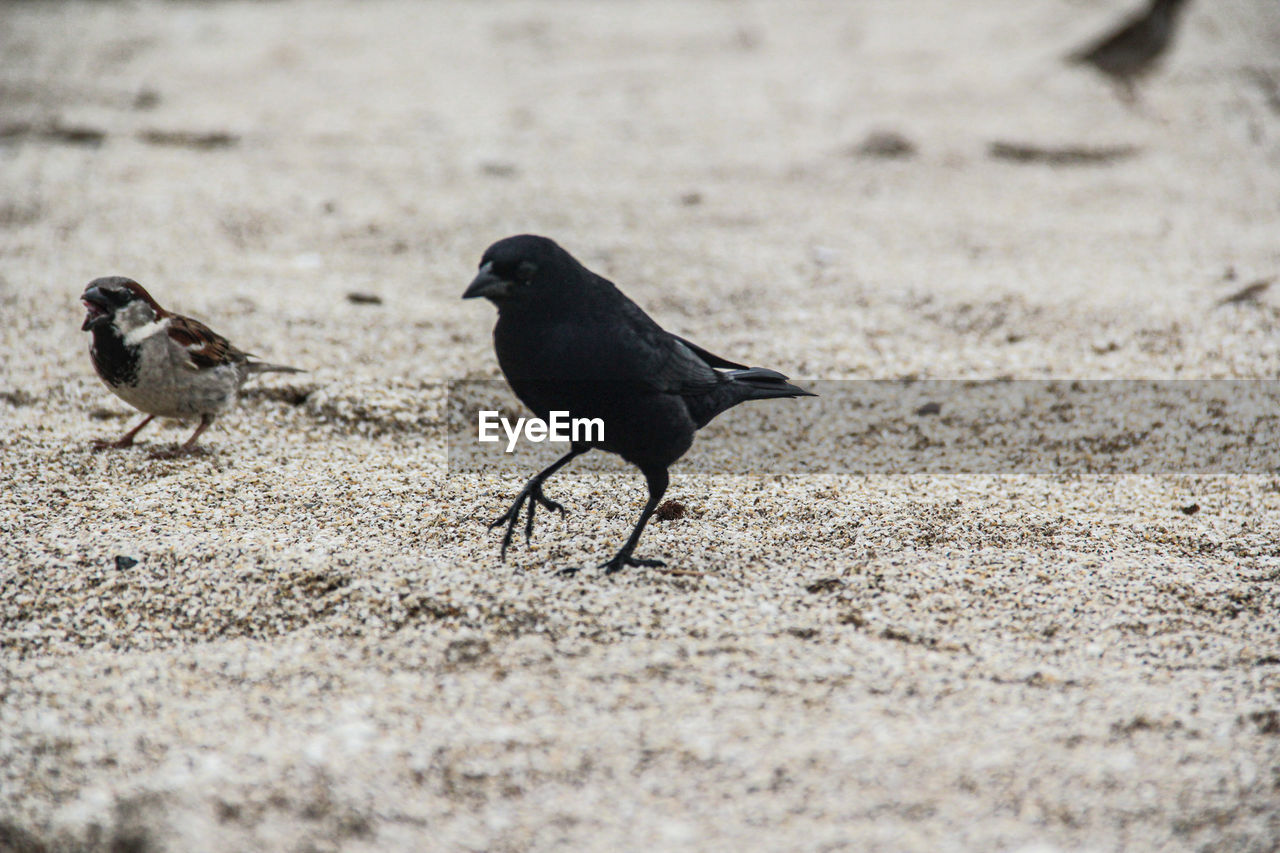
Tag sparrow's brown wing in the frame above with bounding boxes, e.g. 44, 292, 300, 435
165, 314, 249, 370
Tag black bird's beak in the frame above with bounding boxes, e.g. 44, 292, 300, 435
463, 262, 510, 301
81, 285, 111, 331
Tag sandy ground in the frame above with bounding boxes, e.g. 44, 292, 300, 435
3, 1, 1280, 850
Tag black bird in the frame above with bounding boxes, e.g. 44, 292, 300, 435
1067, 0, 1192, 101
463, 235, 815, 574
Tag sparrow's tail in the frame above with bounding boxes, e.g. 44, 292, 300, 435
246, 360, 305, 375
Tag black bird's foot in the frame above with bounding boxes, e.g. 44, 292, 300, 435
489, 482, 566, 560
600, 554, 667, 575
553, 566, 582, 578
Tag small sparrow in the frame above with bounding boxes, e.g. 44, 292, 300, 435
1067, 0, 1192, 102
80, 276, 302, 455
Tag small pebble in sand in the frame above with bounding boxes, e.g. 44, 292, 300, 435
851, 130, 916, 159
1216, 279, 1272, 307
137, 129, 239, 149
988, 141, 1140, 166
655, 500, 687, 522
479, 161, 519, 177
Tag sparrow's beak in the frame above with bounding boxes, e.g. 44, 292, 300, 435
81, 285, 111, 331
462, 262, 510, 301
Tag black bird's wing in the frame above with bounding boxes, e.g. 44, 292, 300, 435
606, 289, 812, 427
594, 278, 806, 403
670, 334, 748, 371
605, 293, 726, 395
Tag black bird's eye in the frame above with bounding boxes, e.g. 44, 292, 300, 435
515, 260, 537, 283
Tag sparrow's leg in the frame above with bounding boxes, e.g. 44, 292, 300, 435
490, 445, 588, 560
181, 414, 213, 450
150, 414, 213, 459
92, 414, 155, 451
600, 464, 669, 574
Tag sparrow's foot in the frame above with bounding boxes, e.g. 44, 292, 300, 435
600, 554, 667, 575
92, 415, 155, 452
489, 482, 566, 560
148, 445, 208, 461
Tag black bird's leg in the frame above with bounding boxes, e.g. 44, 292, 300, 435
491, 445, 587, 560
600, 465, 669, 574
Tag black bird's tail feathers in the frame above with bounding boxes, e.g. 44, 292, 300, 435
688, 366, 814, 429
725, 367, 815, 401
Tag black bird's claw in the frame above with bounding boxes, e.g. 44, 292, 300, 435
489, 482, 566, 561
553, 566, 581, 578
600, 554, 667, 575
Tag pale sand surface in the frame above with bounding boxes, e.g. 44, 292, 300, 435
2, 1, 1280, 850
